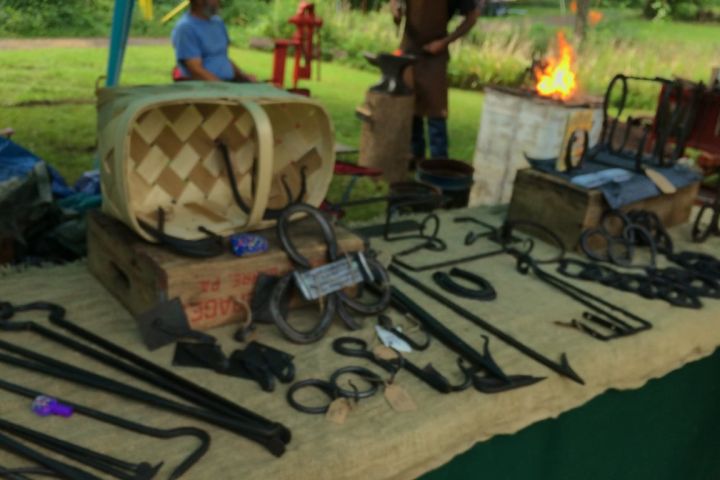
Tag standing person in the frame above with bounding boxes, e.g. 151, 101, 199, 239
391, 0, 480, 162
171, 0, 255, 82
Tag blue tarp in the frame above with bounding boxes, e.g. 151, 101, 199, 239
528, 150, 702, 210
0, 137, 102, 201
0, 138, 102, 264
0, 137, 74, 198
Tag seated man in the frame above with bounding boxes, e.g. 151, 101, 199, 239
171, 0, 254, 82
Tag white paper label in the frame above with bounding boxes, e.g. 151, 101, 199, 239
374, 325, 412, 353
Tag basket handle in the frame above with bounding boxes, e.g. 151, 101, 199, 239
235, 99, 274, 228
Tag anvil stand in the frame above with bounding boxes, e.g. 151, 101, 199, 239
357, 52, 417, 184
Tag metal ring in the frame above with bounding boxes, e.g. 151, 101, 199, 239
269, 274, 336, 344
606, 237, 635, 267
564, 129, 589, 171
286, 379, 338, 414
602, 74, 629, 145
332, 337, 369, 357
653, 228, 675, 255
600, 210, 631, 235
329, 366, 383, 400
618, 224, 657, 268
579, 228, 611, 262
277, 203, 338, 269
692, 204, 714, 243
626, 210, 674, 253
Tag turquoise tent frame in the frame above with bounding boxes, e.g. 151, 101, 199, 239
106, 0, 137, 87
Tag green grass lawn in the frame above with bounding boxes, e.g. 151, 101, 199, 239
0, 45, 482, 188
2, 5, 717, 186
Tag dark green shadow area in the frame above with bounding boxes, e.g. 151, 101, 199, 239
423, 347, 720, 480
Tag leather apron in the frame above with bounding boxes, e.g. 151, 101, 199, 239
401, 0, 450, 118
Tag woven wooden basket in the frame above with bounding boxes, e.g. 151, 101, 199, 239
97, 82, 335, 241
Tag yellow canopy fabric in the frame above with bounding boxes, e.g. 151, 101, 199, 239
162, 0, 190, 24
138, 0, 153, 20
138, 0, 189, 22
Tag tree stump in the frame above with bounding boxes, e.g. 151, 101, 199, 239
357, 90, 415, 184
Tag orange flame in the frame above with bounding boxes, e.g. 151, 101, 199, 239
534, 31, 578, 100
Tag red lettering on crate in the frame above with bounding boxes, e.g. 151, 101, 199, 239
219, 297, 243, 316
229, 266, 283, 288
187, 302, 203, 325
230, 272, 257, 287
185, 296, 249, 326
199, 277, 221, 293
203, 299, 218, 319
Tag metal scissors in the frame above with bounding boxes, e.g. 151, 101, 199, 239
286, 366, 385, 414
332, 337, 474, 394
332, 337, 400, 373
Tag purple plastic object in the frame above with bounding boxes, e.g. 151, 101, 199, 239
230, 233, 269, 257
31, 395, 74, 418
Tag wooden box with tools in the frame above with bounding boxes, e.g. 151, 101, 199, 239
507, 168, 700, 250
87, 211, 365, 330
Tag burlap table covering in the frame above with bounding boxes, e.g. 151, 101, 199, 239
0, 206, 718, 479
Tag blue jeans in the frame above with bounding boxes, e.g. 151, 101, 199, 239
411, 116, 448, 159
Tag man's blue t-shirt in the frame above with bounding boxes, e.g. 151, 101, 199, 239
171, 13, 234, 80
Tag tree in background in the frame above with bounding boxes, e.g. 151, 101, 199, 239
0, 0, 113, 35
575, 0, 590, 39
643, 0, 720, 19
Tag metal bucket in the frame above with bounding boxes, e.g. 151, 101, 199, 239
416, 159, 474, 208
388, 181, 443, 212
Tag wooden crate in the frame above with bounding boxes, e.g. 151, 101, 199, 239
87, 211, 365, 330
507, 168, 700, 250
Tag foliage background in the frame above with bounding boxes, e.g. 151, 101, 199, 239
2, 0, 720, 36
1, 0, 718, 112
